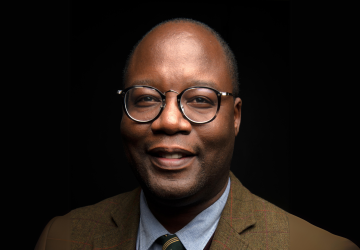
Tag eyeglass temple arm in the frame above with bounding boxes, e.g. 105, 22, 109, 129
220, 92, 233, 96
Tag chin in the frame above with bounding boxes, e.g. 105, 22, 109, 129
145, 177, 205, 203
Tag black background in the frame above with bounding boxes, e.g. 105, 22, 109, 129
30, 1, 359, 248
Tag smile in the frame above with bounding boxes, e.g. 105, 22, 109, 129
159, 153, 185, 159
150, 155, 196, 170
147, 147, 197, 170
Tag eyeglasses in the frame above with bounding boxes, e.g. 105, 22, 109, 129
117, 85, 233, 124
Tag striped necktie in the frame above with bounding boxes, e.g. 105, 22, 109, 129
156, 234, 186, 250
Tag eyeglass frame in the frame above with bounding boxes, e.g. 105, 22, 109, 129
117, 85, 234, 124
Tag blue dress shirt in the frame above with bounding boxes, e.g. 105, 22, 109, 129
136, 178, 231, 250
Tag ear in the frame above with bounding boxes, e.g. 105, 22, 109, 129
234, 97, 242, 136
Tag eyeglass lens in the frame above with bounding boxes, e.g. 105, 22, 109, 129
124, 87, 218, 122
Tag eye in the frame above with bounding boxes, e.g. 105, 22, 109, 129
185, 96, 216, 110
135, 95, 160, 103
189, 97, 210, 103
141, 96, 156, 102
132, 95, 162, 108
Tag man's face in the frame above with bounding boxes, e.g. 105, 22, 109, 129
121, 22, 242, 206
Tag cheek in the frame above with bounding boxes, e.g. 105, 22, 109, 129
204, 106, 234, 140
197, 112, 235, 162
121, 116, 147, 138
120, 118, 148, 156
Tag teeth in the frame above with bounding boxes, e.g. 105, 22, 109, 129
160, 153, 184, 159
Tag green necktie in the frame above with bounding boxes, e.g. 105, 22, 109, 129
156, 234, 186, 250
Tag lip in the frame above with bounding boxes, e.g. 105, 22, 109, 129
147, 146, 197, 170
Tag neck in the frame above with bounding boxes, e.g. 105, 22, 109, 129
144, 178, 229, 234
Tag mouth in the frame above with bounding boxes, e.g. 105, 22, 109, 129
147, 147, 196, 170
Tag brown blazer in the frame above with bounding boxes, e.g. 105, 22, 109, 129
35, 171, 359, 250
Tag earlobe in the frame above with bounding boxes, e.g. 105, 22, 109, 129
234, 97, 242, 136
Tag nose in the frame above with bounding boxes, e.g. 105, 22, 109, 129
151, 92, 192, 135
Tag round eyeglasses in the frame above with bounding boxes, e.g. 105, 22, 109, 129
117, 85, 233, 124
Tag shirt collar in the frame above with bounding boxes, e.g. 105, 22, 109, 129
137, 178, 231, 250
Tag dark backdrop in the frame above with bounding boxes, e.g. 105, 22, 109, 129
31, 1, 359, 248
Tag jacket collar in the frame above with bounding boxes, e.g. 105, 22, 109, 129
209, 171, 256, 249
93, 187, 141, 249
93, 171, 256, 250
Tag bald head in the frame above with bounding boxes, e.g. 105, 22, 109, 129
123, 18, 239, 97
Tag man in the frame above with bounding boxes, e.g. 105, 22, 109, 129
35, 18, 359, 250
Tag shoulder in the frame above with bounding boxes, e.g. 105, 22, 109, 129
70, 187, 140, 245
225, 173, 291, 248
35, 215, 71, 250
238, 192, 291, 249
35, 188, 141, 250
287, 212, 359, 250
248, 193, 359, 250
249, 193, 289, 228
70, 188, 138, 227
228, 172, 359, 249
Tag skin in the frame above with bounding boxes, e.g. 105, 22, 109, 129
120, 21, 242, 233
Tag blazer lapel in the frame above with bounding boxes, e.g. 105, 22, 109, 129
210, 172, 257, 250
93, 187, 141, 250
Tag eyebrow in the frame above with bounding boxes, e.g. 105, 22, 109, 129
129, 79, 219, 89
187, 80, 218, 89
130, 79, 155, 86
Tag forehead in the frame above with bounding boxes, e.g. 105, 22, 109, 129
126, 22, 232, 92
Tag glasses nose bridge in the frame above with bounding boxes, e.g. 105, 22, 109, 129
164, 89, 180, 95
160, 89, 183, 114
161, 89, 180, 106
